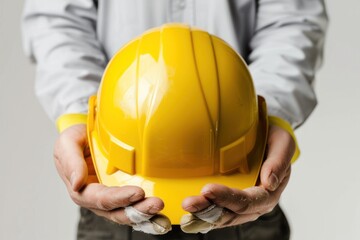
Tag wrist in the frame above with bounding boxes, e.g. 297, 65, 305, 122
268, 116, 300, 163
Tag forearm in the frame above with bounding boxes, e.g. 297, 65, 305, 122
22, 0, 106, 122
249, 0, 328, 128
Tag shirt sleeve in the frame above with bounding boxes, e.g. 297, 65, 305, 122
248, 0, 328, 128
22, 0, 107, 122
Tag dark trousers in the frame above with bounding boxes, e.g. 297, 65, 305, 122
77, 205, 290, 240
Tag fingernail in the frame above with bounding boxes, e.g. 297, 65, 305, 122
129, 192, 143, 203
148, 205, 161, 215
151, 215, 172, 234
183, 204, 199, 212
201, 190, 216, 200
268, 173, 279, 191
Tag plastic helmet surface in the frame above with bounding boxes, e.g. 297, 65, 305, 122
87, 23, 268, 224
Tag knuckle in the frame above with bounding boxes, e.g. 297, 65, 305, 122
280, 159, 290, 172
214, 198, 226, 206
218, 208, 237, 227
232, 196, 250, 214
69, 191, 82, 206
245, 201, 257, 213
108, 212, 120, 224
96, 195, 114, 211
96, 198, 108, 210
224, 219, 236, 227
233, 203, 249, 214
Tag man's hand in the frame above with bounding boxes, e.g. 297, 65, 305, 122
53, 124, 171, 234
180, 125, 295, 233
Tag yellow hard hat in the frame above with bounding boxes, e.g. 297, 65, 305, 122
87, 24, 268, 224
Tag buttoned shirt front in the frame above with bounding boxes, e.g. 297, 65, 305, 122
22, 0, 328, 127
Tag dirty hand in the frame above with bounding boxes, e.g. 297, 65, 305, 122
53, 124, 171, 235
180, 125, 295, 233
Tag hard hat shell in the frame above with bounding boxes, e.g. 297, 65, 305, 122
87, 24, 268, 224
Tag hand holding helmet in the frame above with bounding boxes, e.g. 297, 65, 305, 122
180, 124, 295, 233
53, 124, 171, 235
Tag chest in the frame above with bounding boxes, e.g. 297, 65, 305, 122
97, 0, 256, 59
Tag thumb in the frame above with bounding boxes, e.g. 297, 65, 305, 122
260, 125, 295, 191
54, 124, 88, 192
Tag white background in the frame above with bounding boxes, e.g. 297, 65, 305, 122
1, 1, 359, 239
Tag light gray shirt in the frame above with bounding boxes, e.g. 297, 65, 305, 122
22, 0, 328, 128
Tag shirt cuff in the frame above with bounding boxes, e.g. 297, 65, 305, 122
268, 116, 300, 163
56, 113, 88, 133
55, 114, 300, 162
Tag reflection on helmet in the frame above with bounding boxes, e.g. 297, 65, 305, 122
87, 24, 268, 224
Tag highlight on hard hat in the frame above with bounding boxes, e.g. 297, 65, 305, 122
87, 23, 268, 224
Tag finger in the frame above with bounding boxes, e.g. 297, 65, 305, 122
131, 214, 172, 235
182, 195, 213, 213
200, 184, 251, 213
213, 210, 262, 227
181, 203, 268, 233
146, 214, 172, 234
70, 184, 145, 211
54, 125, 88, 191
201, 184, 283, 215
238, 187, 271, 214
90, 197, 164, 225
181, 206, 258, 233
260, 125, 295, 191
180, 213, 215, 234
91, 207, 130, 225
181, 196, 223, 234
239, 171, 291, 215
214, 176, 291, 228
131, 197, 164, 215
125, 205, 171, 234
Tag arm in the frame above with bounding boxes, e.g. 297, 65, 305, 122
249, 0, 328, 128
180, 0, 328, 233
22, 0, 170, 234
22, 0, 105, 121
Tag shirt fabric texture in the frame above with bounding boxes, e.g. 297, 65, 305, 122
22, 0, 328, 128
